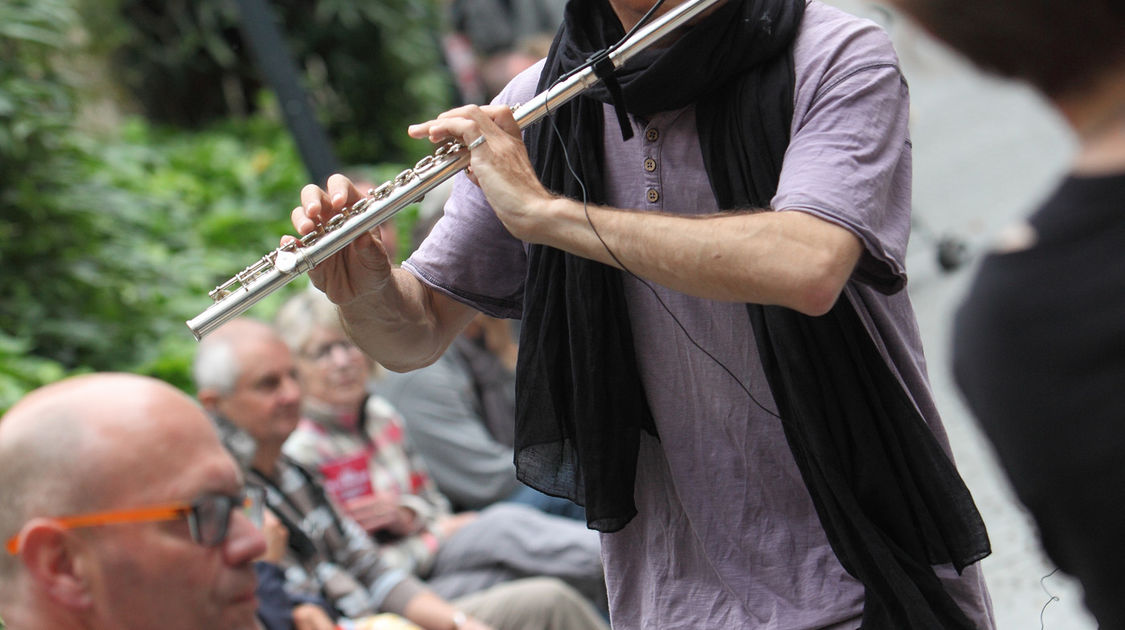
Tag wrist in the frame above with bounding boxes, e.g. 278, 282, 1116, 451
336, 270, 395, 312
526, 195, 581, 248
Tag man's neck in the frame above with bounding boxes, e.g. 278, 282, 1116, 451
303, 396, 363, 432
0, 595, 89, 630
1057, 65, 1125, 175
252, 442, 282, 479
1072, 121, 1125, 175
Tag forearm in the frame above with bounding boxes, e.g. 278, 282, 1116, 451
526, 197, 864, 315
338, 268, 477, 372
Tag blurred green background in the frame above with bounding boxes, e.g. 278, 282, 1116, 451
0, 0, 457, 410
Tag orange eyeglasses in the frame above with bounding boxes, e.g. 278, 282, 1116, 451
5, 486, 264, 555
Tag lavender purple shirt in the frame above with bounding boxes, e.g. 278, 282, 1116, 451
404, 2, 994, 628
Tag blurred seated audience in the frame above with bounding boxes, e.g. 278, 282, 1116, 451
376, 209, 583, 519
381, 312, 588, 519
194, 317, 608, 630
273, 291, 607, 610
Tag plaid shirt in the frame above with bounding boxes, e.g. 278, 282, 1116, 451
212, 414, 425, 619
283, 395, 453, 577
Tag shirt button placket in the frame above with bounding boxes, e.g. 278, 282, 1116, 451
644, 127, 660, 206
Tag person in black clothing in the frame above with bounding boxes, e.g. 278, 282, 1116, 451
885, 1, 1125, 627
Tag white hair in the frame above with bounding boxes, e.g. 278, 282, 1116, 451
191, 335, 241, 395
274, 288, 342, 353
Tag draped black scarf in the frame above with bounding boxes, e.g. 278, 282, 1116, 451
514, 0, 991, 626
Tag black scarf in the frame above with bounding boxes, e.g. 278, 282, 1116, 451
514, 0, 990, 626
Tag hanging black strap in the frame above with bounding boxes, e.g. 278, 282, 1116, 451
589, 50, 634, 141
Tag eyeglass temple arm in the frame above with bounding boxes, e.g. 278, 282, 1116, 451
5, 503, 191, 555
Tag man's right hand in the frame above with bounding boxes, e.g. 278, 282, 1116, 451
287, 173, 395, 306
287, 174, 479, 374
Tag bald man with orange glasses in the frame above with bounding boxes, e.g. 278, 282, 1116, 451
0, 373, 268, 630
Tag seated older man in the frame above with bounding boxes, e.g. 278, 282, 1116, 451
0, 373, 267, 630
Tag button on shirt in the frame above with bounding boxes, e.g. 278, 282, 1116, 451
640, 128, 662, 203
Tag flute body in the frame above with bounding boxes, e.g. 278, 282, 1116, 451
186, 0, 722, 340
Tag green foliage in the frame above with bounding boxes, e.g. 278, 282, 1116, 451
0, 104, 426, 408
0, 0, 79, 185
83, 0, 455, 165
0, 332, 73, 413
1, 103, 315, 398
0, 0, 438, 414
74, 113, 316, 389
0, 0, 84, 409
1, 0, 436, 412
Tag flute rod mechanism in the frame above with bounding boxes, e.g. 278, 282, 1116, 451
186, 0, 722, 340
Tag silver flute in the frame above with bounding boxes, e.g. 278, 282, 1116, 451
187, 0, 722, 340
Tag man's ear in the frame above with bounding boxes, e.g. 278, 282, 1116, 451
18, 519, 95, 610
196, 388, 220, 413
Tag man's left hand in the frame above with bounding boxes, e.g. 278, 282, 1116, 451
407, 105, 555, 243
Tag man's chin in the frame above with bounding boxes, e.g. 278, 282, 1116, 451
224, 595, 261, 630
277, 412, 302, 431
